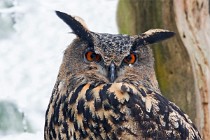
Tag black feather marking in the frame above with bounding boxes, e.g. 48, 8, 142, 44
139, 88, 147, 97
94, 98, 102, 111
79, 129, 88, 138
111, 132, 118, 140
62, 96, 68, 118
154, 93, 169, 115
127, 96, 141, 118
116, 127, 123, 136
83, 107, 92, 122
62, 121, 70, 140
85, 85, 95, 101
121, 84, 128, 92
128, 86, 136, 95
108, 93, 120, 108
51, 127, 57, 138
89, 136, 94, 140
147, 89, 153, 94
163, 106, 170, 129
86, 91, 94, 101
77, 98, 85, 114
73, 133, 76, 140
99, 84, 111, 101
110, 115, 121, 124
69, 84, 85, 105
68, 108, 74, 122
130, 93, 145, 110
83, 119, 88, 129
58, 132, 62, 140
101, 118, 111, 133
49, 132, 53, 140
88, 121, 94, 132
55, 11, 94, 46
178, 121, 189, 139
74, 121, 78, 131
53, 99, 61, 124
92, 113, 99, 123
49, 90, 60, 125
124, 127, 138, 137
92, 119, 100, 138
103, 102, 112, 111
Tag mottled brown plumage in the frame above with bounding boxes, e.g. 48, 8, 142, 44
44, 11, 201, 140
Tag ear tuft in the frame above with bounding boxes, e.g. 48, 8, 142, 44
142, 29, 175, 44
134, 29, 175, 46
55, 11, 93, 44
73, 16, 89, 30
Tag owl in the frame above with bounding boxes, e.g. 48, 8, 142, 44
44, 11, 201, 140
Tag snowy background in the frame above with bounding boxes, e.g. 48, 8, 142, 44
0, 0, 118, 139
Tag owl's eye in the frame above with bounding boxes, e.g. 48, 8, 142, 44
85, 51, 101, 62
123, 53, 136, 64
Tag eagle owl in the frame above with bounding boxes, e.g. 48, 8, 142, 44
44, 11, 201, 140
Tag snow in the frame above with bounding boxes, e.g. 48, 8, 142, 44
0, 0, 118, 139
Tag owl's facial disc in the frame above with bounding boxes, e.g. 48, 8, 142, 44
55, 11, 175, 84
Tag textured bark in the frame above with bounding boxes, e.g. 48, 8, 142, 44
117, 0, 210, 139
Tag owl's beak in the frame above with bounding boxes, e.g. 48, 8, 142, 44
108, 62, 117, 83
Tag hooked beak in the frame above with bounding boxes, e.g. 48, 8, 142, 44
108, 62, 117, 83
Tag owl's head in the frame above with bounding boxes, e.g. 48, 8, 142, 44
56, 11, 174, 89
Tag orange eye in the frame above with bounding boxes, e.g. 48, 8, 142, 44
123, 53, 136, 64
85, 51, 101, 62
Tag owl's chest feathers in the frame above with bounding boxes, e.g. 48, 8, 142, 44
47, 81, 200, 140
55, 82, 147, 139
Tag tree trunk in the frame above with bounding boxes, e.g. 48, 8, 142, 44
117, 0, 210, 139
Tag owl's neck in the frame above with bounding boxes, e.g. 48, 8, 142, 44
62, 72, 160, 95
120, 74, 160, 93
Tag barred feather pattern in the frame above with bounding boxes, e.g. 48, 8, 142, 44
44, 81, 201, 140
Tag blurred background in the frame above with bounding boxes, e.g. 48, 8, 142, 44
0, 0, 118, 139
0, 0, 210, 139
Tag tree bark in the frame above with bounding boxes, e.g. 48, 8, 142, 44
117, 0, 210, 139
